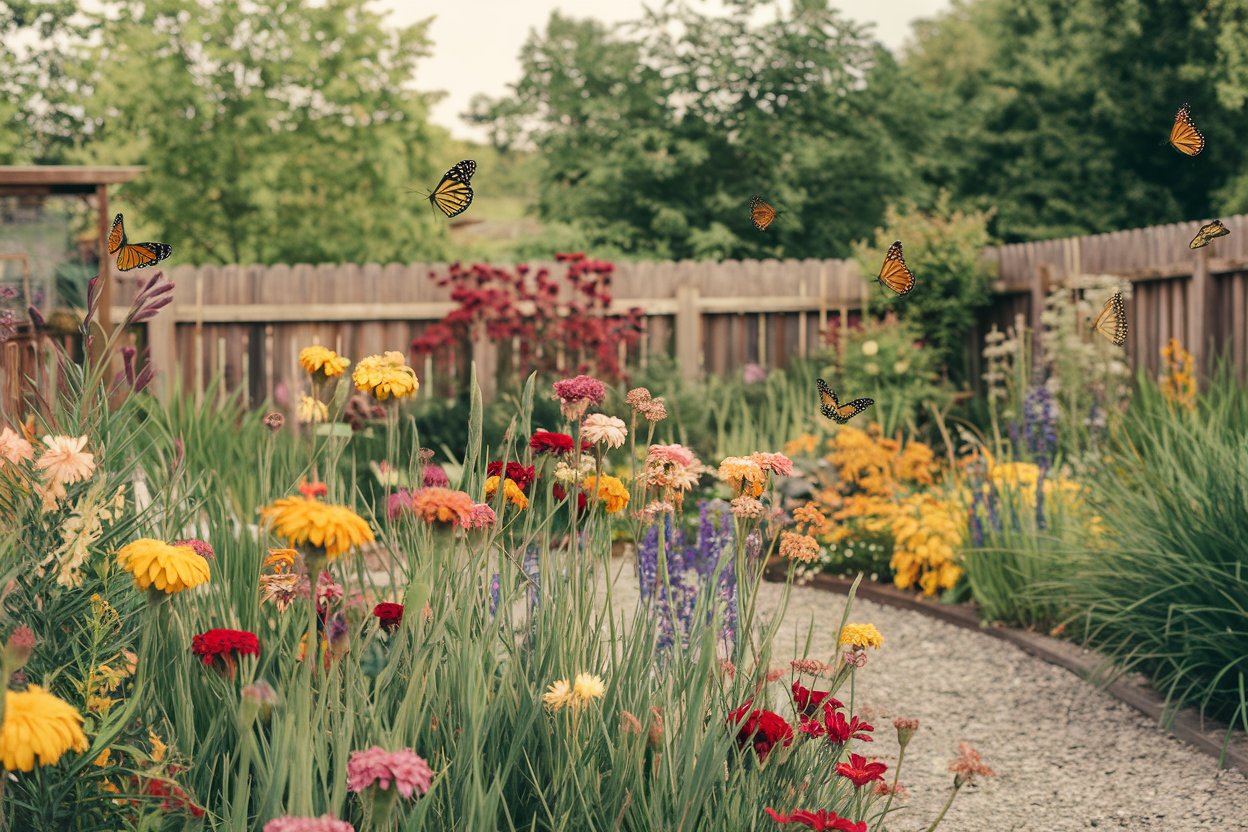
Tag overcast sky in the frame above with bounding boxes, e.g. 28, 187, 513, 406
379, 0, 951, 141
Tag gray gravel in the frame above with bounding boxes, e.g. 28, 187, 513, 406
750, 579, 1248, 832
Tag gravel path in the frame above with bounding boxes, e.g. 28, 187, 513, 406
601, 560, 1248, 832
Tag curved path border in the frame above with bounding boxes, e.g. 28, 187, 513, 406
808, 574, 1248, 773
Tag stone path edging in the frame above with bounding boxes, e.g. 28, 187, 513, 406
808, 574, 1248, 773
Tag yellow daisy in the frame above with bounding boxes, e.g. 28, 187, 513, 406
0, 685, 89, 771
298, 345, 350, 379
839, 623, 884, 651
352, 351, 419, 401
116, 539, 210, 594
259, 496, 374, 559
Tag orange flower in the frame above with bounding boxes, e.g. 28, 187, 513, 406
484, 476, 529, 510
406, 487, 476, 526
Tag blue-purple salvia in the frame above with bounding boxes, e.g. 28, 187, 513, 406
1023, 384, 1058, 466
489, 572, 500, 618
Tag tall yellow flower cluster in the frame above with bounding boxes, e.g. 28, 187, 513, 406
887, 493, 964, 595
1159, 337, 1197, 410
353, 351, 419, 401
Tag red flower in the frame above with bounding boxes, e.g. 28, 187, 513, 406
298, 480, 328, 499
822, 706, 873, 744
835, 753, 887, 788
191, 629, 260, 679
140, 777, 205, 818
727, 701, 793, 762
792, 681, 842, 718
552, 484, 588, 512
486, 461, 536, 491
530, 430, 575, 456
764, 808, 865, 831
373, 602, 404, 632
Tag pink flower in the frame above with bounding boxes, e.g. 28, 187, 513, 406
750, 452, 794, 477
422, 464, 450, 488
553, 375, 606, 419
263, 816, 355, 832
0, 427, 33, 465
345, 746, 434, 799
580, 414, 627, 448
459, 502, 497, 530
730, 496, 764, 518
646, 444, 696, 467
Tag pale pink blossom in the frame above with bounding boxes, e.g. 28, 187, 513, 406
553, 375, 606, 420
580, 414, 627, 448
263, 816, 354, 832
730, 496, 764, 518
345, 746, 434, 799
749, 451, 794, 477
459, 502, 497, 530
36, 435, 95, 485
646, 444, 696, 467
0, 427, 33, 465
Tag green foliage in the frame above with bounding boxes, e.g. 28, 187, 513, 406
72, 0, 445, 264
472, 1, 932, 259
854, 194, 995, 383
905, 0, 1248, 241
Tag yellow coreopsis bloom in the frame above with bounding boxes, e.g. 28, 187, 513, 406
352, 351, 419, 401
259, 496, 374, 559
543, 678, 573, 712
582, 474, 630, 513
839, 623, 884, 651
116, 539, 210, 594
0, 686, 89, 771
298, 345, 350, 380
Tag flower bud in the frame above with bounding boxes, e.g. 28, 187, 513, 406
4, 625, 35, 667
263, 412, 285, 432
893, 717, 919, 750
241, 679, 277, 722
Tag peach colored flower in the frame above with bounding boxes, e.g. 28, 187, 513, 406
718, 456, 766, 497
404, 487, 475, 527
730, 496, 764, 518
749, 452, 794, 477
0, 427, 34, 465
580, 414, 627, 448
36, 435, 95, 486
779, 532, 821, 563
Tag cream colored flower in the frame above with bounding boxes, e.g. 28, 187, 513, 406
580, 414, 628, 448
861, 340, 879, 357
572, 672, 606, 706
543, 678, 573, 712
297, 395, 329, 424
0, 427, 34, 465
36, 435, 95, 486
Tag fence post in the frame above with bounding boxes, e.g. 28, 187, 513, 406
471, 326, 498, 403
675, 284, 701, 383
147, 290, 177, 405
1188, 246, 1211, 372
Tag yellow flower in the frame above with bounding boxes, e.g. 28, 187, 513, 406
572, 672, 606, 706
298, 345, 350, 379
717, 456, 766, 497
116, 538, 211, 594
861, 340, 879, 357
839, 623, 884, 651
259, 496, 374, 559
484, 476, 529, 510
543, 678, 573, 712
582, 474, 630, 513
35, 435, 95, 486
297, 395, 329, 424
783, 433, 820, 458
352, 351, 419, 401
94, 748, 112, 767
0, 685, 89, 771
148, 728, 167, 763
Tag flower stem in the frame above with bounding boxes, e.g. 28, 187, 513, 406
871, 745, 906, 832
923, 782, 962, 832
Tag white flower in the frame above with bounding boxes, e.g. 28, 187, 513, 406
861, 340, 880, 357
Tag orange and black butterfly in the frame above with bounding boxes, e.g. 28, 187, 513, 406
108, 214, 172, 272
426, 160, 476, 218
749, 195, 780, 231
876, 240, 915, 296
1091, 291, 1128, 347
1168, 103, 1205, 157
816, 378, 874, 424
1189, 219, 1229, 250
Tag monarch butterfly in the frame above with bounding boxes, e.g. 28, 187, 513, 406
1189, 219, 1229, 250
876, 240, 915, 296
426, 160, 476, 219
107, 214, 172, 272
816, 378, 874, 424
1168, 103, 1205, 156
749, 195, 780, 231
1091, 291, 1128, 347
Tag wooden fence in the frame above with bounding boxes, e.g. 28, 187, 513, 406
4, 213, 1248, 414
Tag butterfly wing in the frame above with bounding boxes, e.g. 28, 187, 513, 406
1189, 220, 1229, 250
816, 378, 874, 424
108, 214, 126, 254
877, 240, 915, 296
1091, 292, 1128, 347
1169, 104, 1205, 156
429, 159, 476, 219
749, 194, 778, 231
115, 242, 173, 272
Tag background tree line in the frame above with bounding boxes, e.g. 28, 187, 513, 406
4, 0, 1248, 264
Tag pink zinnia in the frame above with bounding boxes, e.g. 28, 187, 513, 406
0, 427, 34, 465
263, 816, 355, 832
646, 444, 696, 467
172, 538, 215, 561
459, 502, 497, 530
346, 746, 434, 799
553, 375, 606, 419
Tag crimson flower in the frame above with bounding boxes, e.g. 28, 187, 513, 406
764, 808, 865, 831
792, 681, 842, 718
530, 430, 575, 456
823, 706, 874, 744
727, 701, 793, 762
191, 629, 259, 679
835, 753, 887, 788
552, 483, 588, 512
373, 602, 404, 632
140, 777, 205, 818
486, 461, 536, 491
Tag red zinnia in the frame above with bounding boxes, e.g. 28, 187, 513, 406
530, 430, 575, 456
835, 753, 887, 788
727, 701, 793, 762
822, 705, 873, 744
140, 777, 205, 818
373, 602, 404, 632
764, 808, 865, 831
191, 629, 260, 679
792, 681, 842, 718
486, 461, 536, 491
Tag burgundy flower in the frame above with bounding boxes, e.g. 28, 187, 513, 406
172, 538, 215, 561
792, 681, 842, 719
373, 603, 404, 632
835, 753, 887, 788
486, 461, 536, 491
727, 701, 793, 762
140, 776, 205, 818
422, 464, 450, 488
530, 430, 575, 456
551, 483, 588, 512
822, 706, 873, 744
764, 808, 866, 831
191, 629, 260, 679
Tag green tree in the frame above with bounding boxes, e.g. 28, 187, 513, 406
472, 0, 935, 260
905, 0, 1248, 241
74, 0, 445, 264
